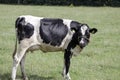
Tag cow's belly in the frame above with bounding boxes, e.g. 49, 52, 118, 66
28, 43, 64, 53
40, 45, 63, 52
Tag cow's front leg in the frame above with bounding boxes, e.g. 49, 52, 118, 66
62, 50, 72, 80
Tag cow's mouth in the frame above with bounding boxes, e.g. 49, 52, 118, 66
79, 43, 86, 49
79, 41, 89, 49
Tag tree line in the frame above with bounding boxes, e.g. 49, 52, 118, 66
0, 0, 120, 7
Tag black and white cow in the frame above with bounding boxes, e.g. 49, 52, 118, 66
12, 15, 97, 80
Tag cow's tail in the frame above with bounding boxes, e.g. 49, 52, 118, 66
12, 17, 21, 59
12, 28, 18, 59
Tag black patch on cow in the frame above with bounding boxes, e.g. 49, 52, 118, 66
67, 32, 79, 51
64, 49, 72, 75
15, 17, 34, 41
70, 21, 81, 32
39, 18, 68, 46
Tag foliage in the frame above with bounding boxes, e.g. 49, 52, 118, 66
0, 0, 120, 6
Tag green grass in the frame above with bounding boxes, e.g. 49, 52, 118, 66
0, 4, 120, 80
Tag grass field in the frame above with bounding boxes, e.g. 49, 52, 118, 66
0, 4, 120, 80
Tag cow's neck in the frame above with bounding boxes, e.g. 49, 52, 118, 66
66, 33, 82, 56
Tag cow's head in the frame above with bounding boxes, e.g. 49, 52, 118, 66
71, 23, 97, 49
77, 24, 97, 48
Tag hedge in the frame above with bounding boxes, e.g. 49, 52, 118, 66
0, 0, 120, 7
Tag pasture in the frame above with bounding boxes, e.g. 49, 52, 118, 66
0, 4, 120, 80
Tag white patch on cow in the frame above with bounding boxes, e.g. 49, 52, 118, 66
62, 65, 71, 80
71, 45, 82, 56
80, 25, 88, 44
60, 19, 75, 49
63, 19, 72, 29
60, 31, 73, 49
81, 25, 88, 35
80, 38, 84, 44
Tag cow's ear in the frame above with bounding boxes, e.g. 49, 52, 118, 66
89, 28, 98, 34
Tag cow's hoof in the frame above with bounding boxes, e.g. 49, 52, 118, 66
65, 76, 71, 80
62, 73, 71, 80
23, 76, 28, 80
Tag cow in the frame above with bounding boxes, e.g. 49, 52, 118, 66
11, 15, 97, 80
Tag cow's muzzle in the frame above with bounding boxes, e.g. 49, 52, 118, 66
78, 36, 89, 48
79, 42, 86, 48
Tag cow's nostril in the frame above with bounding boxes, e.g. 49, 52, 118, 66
79, 43, 85, 48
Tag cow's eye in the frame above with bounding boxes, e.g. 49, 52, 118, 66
78, 36, 81, 41
85, 31, 90, 38
86, 34, 90, 38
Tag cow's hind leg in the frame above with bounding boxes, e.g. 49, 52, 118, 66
20, 53, 28, 80
12, 44, 28, 80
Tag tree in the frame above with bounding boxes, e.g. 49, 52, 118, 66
17, 0, 20, 4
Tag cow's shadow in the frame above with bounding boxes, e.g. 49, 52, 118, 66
0, 73, 55, 80
29, 75, 55, 80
